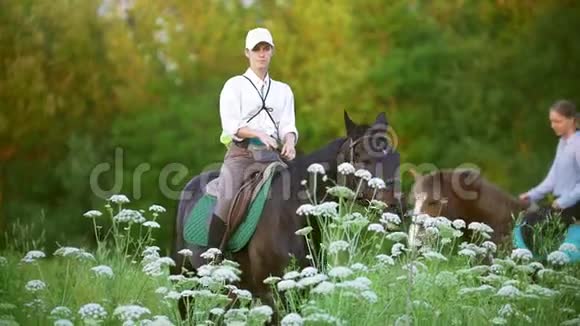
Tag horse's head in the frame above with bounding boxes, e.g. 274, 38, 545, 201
337, 111, 401, 209
410, 169, 483, 219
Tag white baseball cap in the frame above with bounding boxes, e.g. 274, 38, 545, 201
245, 27, 274, 50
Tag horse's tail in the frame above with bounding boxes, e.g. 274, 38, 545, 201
171, 170, 219, 275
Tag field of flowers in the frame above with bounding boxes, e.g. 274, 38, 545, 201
1, 163, 579, 325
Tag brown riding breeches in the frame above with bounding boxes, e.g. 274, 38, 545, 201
213, 144, 271, 221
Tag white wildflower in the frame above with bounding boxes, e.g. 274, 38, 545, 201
283, 271, 301, 280
307, 163, 325, 175
328, 240, 350, 254
312, 202, 339, 217
491, 317, 507, 325
422, 250, 448, 261
295, 226, 313, 236
163, 291, 181, 300
511, 248, 533, 263
326, 186, 356, 200
482, 241, 497, 253
526, 284, 559, 297
53, 247, 81, 257
281, 313, 303, 326
78, 303, 108, 321
109, 194, 130, 204
458, 248, 477, 258
452, 219, 466, 229
249, 305, 273, 319
496, 285, 521, 298
91, 265, 114, 278
83, 210, 103, 218
338, 276, 372, 291
233, 289, 252, 300
391, 243, 406, 257
381, 212, 401, 225
200, 248, 222, 260
212, 266, 240, 283
177, 249, 193, 257
459, 285, 495, 295
361, 290, 378, 303
297, 274, 328, 288
350, 263, 368, 272
149, 204, 166, 213
354, 169, 372, 180
263, 276, 281, 285
145, 315, 174, 326
142, 246, 160, 257
311, 281, 335, 295
155, 287, 169, 295
22, 250, 46, 263
143, 221, 161, 228
296, 204, 315, 216
547, 250, 570, 266
425, 226, 439, 236
394, 314, 412, 326
142, 261, 163, 277
337, 162, 355, 175
376, 254, 395, 266
328, 266, 353, 278
368, 223, 385, 233
368, 177, 386, 189
498, 303, 514, 317
25, 280, 46, 292
277, 280, 297, 291
210, 308, 225, 316
300, 266, 318, 278
412, 213, 429, 225
457, 265, 490, 276
468, 222, 494, 234
386, 232, 408, 242
113, 305, 151, 322
114, 209, 145, 224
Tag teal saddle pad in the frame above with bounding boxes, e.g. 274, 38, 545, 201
513, 224, 580, 263
183, 173, 275, 253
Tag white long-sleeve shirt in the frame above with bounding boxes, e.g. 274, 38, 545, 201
219, 68, 298, 146
528, 131, 580, 209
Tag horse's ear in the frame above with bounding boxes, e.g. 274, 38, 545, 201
374, 112, 388, 127
456, 169, 482, 192
344, 110, 356, 137
409, 168, 421, 181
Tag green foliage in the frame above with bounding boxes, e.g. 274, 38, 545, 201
2, 0, 580, 250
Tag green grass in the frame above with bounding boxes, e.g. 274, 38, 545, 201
1, 168, 580, 325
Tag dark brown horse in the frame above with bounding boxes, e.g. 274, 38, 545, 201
409, 169, 528, 244
172, 111, 402, 308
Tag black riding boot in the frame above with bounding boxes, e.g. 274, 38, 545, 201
208, 214, 226, 260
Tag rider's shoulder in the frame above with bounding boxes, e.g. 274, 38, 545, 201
270, 79, 293, 93
222, 75, 246, 88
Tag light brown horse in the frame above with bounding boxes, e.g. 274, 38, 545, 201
409, 169, 528, 244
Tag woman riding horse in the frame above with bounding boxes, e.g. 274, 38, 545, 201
519, 100, 580, 244
172, 111, 401, 312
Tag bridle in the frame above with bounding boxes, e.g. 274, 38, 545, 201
341, 136, 395, 188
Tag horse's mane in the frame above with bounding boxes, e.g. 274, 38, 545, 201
288, 137, 347, 177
